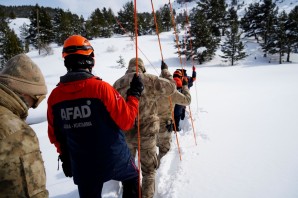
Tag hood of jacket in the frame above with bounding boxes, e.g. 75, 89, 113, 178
125, 58, 146, 74
0, 83, 28, 119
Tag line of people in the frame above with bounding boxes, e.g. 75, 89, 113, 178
173, 66, 196, 131
0, 34, 195, 198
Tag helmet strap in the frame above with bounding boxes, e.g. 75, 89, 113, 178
64, 54, 94, 71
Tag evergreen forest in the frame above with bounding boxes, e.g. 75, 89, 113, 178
1, 0, 298, 68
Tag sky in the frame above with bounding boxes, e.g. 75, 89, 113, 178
2, 0, 298, 20
0, 0, 167, 18
7, 17, 298, 198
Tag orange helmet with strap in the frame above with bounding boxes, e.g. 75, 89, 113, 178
173, 70, 183, 78
62, 35, 95, 70
62, 35, 94, 58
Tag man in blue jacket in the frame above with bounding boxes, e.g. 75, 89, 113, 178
47, 35, 144, 198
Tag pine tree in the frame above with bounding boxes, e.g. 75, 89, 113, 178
19, 22, 30, 52
217, 0, 228, 36
287, 6, 298, 59
101, 7, 114, 38
138, 12, 153, 35
71, 13, 84, 36
87, 8, 104, 38
221, 7, 247, 65
28, 4, 54, 52
186, 9, 219, 64
176, 11, 187, 27
2, 29, 24, 61
86, 7, 114, 38
9, 10, 16, 19
0, 8, 23, 69
53, 9, 66, 46
196, 0, 227, 37
154, 10, 164, 33
259, 0, 278, 57
39, 8, 54, 44
116, 55, 126, 68
117, 1, 135, 36
53, 9, 76, 46
160, 4, 172, 32
0, 8, 8, 69
240, 2, 263, 42
265, 11, 288, 64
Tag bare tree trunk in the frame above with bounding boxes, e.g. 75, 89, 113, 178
287, 47, 291, 62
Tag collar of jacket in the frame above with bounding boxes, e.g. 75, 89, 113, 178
60, 70, 94, 83
0, 83, 28, 119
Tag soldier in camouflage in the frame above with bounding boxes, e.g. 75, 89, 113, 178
0, 54, 48, 198
113, 58, 176, 198
157, 62, 191, 167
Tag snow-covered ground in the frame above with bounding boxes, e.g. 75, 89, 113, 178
7, 18, 298, 197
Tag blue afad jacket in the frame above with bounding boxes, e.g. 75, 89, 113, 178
47, 71, 139, 184
174, 87, 186, 118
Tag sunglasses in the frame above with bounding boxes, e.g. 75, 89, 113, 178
63, 45, 94, 53
31, 95, 46, 109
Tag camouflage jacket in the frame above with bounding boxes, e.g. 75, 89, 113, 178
113, 65, 176, 136
0, 83, 48, 198
158, 69, 191, 123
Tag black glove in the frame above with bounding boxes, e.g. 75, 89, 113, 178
181, 108, 186, 120
59, 154, 72, 177
192, 70, 197, 79
161, 60, 168, 70
166, 123, 174, 132
127, 73, 144, 99
182, 77, 188, 86
165, 120, 174, 132
166, 123, 174, 133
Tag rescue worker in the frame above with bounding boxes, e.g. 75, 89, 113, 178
177, 66, 196, 88
173, 70, 186, 131
0, 54, 49, 197
113, 58, 176, 198
47, 35, 144, 198
157, 61, 191, 167
173, 66, 197, 131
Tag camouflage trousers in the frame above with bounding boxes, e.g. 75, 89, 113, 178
157, 119, 173, 164
125, 116, 159, 198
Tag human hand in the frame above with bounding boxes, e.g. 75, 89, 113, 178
59, 154, 72, 177
182, 77, 188, 86
161, 61, 168, 70
127, 74, 144, 99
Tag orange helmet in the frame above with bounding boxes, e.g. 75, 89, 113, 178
62, 35, 94, 58
173, 70, 183, 78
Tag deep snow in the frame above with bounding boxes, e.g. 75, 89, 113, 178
6, 17, 298, 198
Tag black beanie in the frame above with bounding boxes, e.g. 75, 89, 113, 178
64, 54, 94, 70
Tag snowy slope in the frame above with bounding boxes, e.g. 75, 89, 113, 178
5, 10, 298, 198
173, 0, 298, 15
20, 31, 298, 198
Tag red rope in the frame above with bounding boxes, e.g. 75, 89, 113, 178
169, 97, 182, 161
183, 1, 198, 146
150, 0, 164, 61
132, 1, 141, 197
114, 17, 159, 74
169, 0, 183, 67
